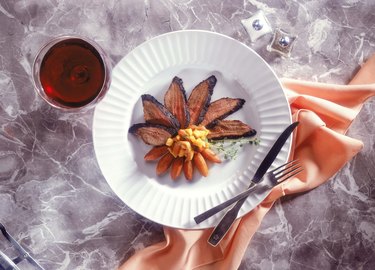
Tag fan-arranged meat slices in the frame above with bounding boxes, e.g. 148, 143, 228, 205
164, 77, 190, 128
187, 75, 216, 125
128, 75, 258, 181
142, 94, 180, 129
207, 120, 256, 140
129, 123, 176, 146
200, 98, 245, 127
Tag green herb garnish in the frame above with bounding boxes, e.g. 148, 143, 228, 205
209, 137, 260, 160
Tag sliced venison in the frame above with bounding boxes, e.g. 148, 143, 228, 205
142, 94, 180, 129
164, 77, 190, 128
187, 75, 217, 125
129, 123, 176, 146
200, 98, 245, 127
207, 120, 256, 140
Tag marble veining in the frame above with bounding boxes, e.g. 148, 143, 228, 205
0, 0, 374, 269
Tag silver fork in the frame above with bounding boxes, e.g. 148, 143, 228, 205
194, 159, 303, 225
205, 159, 303, 246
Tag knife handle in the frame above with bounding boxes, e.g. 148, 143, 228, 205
208, 197, 246, 246
194, 184, 257, 224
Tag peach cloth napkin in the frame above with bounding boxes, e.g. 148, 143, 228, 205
119, 55, 375, 270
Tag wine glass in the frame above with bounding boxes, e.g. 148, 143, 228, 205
32, 35, 111, 111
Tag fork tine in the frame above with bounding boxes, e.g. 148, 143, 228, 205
269, 159, 299, 174
272, 161, 300, 179
274, 162, 301, 178
277, 168, 304, 183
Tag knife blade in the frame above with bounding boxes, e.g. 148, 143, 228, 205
207, 121, 299, 246
0, 222, 45, 270
195, 121, 299, 225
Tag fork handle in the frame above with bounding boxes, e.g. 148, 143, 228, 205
194, 184, 265, 224
208, 197, 246, 246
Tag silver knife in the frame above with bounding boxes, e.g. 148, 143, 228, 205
207, 121, 299, 246
0, 222, 45, 270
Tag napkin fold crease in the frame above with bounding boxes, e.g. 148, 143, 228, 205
119, 54, 375, 270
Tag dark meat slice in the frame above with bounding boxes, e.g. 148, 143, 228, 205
187, 75, 216, 125
129, 123, 176, 146
200, 98, 245, 127
164, 77, 190, 128
207, 120, 256, 140
142, 94, 180, 129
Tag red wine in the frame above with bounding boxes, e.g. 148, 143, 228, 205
39, 38, 106, 108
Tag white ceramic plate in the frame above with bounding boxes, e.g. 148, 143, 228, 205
93, 30, 292, 229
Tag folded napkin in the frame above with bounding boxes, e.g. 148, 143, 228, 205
119, 55, 375, 270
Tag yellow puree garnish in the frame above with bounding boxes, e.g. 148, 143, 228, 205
166, 125, 210, 161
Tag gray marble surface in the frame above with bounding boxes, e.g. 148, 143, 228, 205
0, 0, 374, 269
